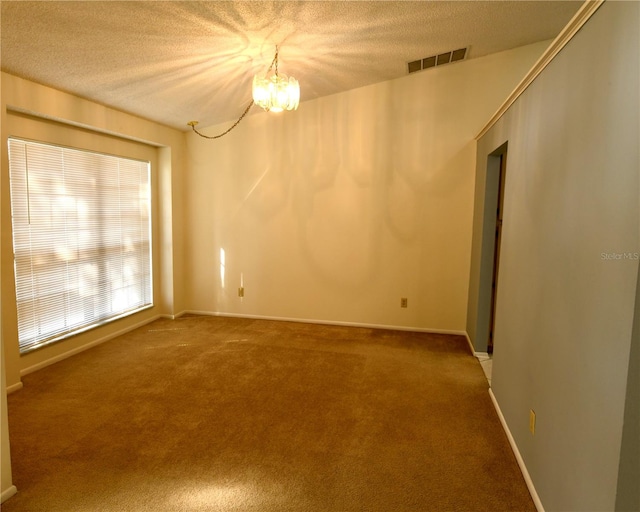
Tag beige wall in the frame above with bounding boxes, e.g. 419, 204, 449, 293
184, 42, 549, 332
1, 73, 187, 388
472, 2, 639, 509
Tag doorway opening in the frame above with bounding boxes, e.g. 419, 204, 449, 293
487, 151, 507, 354
466, 140, 509, 365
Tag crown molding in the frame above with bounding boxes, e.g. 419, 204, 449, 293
476, 0, 606, 140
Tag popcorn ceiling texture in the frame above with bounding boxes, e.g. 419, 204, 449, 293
1, 1, 581, 130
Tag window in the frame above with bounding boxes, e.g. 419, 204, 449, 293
8, 138, 152, 353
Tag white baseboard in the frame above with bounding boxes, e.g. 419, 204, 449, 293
464, 332, 475, 355
13, 311, 468, 381
464, 332, 491, 359
181, 310, 468, 337
6, 381, 23, 395
159, 311, 191, 320
20, 315, 161, 378
489, 389, 544, 512
1, 485, 17, 504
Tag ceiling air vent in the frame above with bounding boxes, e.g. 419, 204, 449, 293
408, 47, 468, 74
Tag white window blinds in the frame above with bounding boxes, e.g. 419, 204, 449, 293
8, 138, 153, 353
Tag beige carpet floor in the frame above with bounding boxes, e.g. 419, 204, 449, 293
4, 315, 535, 511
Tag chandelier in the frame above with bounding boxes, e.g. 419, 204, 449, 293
188, 46, 299, 139
252, 47, 300, 112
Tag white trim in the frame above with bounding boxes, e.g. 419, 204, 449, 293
489, 389, 545, 512
20, 315, 161, 377
14, 310, 469, 379
6, 382, 23, 395
464, 332, 476, 355
166, 310, 189, 320
182, 310, 468, 337
6, 105, 165, 147
476, 0, 605, 140
1, 485, 17, 504
463, 332, 491, 359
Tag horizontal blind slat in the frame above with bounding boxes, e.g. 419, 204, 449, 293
8, 138, 153, 351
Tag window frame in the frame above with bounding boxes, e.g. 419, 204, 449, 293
7, 136, 155, 354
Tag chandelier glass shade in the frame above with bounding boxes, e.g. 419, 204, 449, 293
252, 49, 300, 112
252, 73, 300, 112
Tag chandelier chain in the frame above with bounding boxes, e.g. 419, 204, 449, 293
187, 47, 281, 139
188, 100, 254, 139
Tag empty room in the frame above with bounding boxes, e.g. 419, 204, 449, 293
1, 1, 638, 511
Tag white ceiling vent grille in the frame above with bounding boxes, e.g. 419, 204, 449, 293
408, 47, 467, 74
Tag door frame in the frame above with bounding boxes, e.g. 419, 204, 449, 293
487, 151, 508, 353
466, 141, 508, 354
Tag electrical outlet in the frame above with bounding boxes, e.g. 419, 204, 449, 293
400, 298, 408, 308
238, 286, 244, 298
529, 409, 536, 435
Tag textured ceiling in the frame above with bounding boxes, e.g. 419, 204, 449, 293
1, 1, 583, 131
